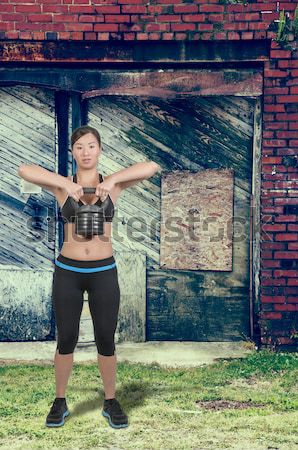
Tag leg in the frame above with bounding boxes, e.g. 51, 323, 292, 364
88, 267, 120, 400
54, 350, 74, 398
52, 267, 84, 397
97, 353, 117, 400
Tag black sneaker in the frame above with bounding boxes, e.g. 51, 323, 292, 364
45, 397, 70, 427
102, 398, 128, 428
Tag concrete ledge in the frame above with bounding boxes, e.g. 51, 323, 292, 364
0, 341, 254, 367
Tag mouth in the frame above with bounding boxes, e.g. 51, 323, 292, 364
82, 159, 91, 162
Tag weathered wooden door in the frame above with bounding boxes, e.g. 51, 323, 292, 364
85, 95, 257, 341
0, 85, 57, 341
0, 85, 257, 344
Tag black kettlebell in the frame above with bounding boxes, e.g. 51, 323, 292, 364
70, 187, 110, 237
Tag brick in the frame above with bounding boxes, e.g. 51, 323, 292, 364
262, 156, 283, 164
264, 70, 288, 78
208, 14, 224, 22
275, 233, 298, 241
94, 24, 118, 31
276, 113, 298, 121
261, 295, 286, 303
262, 278, 286, 286
274, 270, 298, 278
274, 251, 298, 259
263, 139, 287, 147
288, 242, 298, 250
288, 297, 298, 303
270, 50, 292, 58
262, 224, 286, 232
277, 95, 298, 103
262, 260, 281, 268
96, 6, 120, 14
277, 131, 298, 139
173, 4, 198, 13
16, 5, 40, 13
157, 14, 181, 22
235, 13, 260, 21
79, 15, 104, 23
261, 242, 286, 250
288, 224, 298, 232
274, 304, 297, 311
146, 23, 170, 32
28, 14, 52, 22
170, 23, 195, 32
183, 14, 205, 22
105, 15, 130, 23
264, 87, 289, 95
260, 312, 283, 319
264, 105, 285, 113
199, 4, 224, 13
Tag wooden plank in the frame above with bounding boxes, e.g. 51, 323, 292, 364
82, 69, 263, 98
160, 168, 234, 271
0, 40, 269, 65
0, 86, 56, 270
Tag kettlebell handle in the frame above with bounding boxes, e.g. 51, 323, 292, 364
83, 187, 96, 194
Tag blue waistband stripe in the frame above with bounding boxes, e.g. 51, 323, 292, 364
55, 260, 116, 273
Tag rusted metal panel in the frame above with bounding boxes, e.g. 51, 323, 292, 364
0, 67, 263, 97
0, 40, 270, 64
160, 168, 234, 271
82, 69, 262, 98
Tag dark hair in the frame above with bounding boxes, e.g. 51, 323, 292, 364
71, 125, 101, 149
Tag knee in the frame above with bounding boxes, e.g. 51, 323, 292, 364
57, 332, 79, 354
96, 339, 115, 356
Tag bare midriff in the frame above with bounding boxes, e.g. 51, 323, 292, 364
60, 222, 114, 260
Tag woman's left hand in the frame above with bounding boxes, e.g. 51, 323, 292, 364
95, 175, 116, 201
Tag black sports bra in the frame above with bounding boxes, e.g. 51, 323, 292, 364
59, 172, 115, 223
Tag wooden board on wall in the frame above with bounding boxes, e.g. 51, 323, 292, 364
160, 168, 234, 271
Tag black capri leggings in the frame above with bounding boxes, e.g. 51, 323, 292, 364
52, 254, 120, 356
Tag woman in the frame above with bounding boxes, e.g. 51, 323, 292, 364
18, 125, 160, 429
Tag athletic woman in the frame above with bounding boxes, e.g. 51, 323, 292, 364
17, 125, 160, 429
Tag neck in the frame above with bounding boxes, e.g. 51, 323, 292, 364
76, 168, 99, 185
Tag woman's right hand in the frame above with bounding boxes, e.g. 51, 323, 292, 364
63, 179, 84, 203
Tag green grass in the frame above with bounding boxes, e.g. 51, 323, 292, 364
0, 349, 297, 450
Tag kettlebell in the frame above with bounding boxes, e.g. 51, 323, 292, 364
70, 187, 110, 237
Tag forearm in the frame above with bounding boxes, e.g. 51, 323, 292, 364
17, 164, 67, 189
110, 161, 161, 184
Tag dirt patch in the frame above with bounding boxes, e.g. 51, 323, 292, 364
229, 377, 272, 390
195, 399, 265, 410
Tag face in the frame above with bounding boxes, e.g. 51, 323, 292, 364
72, 132, 101, 169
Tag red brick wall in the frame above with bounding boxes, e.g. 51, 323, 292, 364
0, 0, 297, 350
